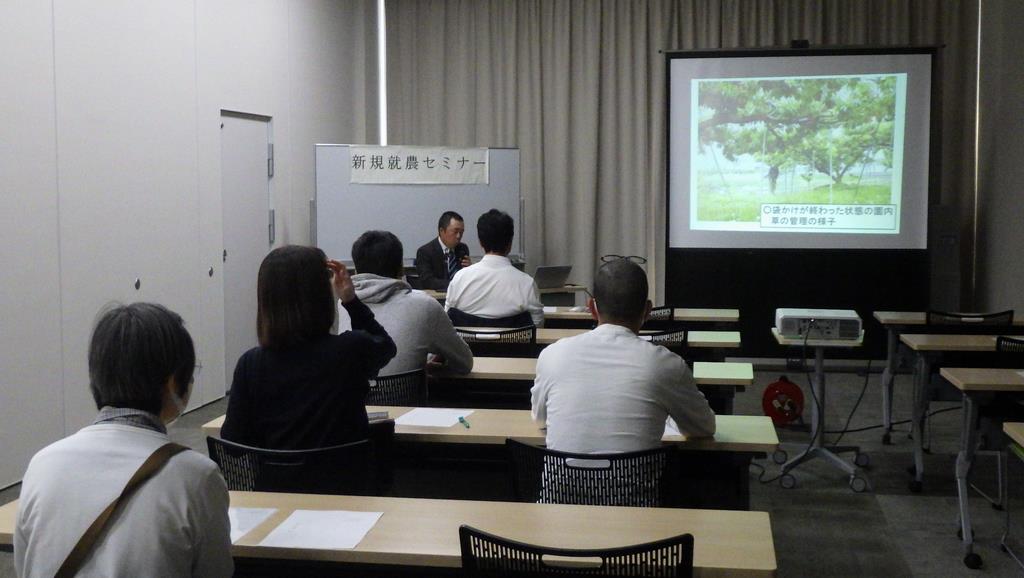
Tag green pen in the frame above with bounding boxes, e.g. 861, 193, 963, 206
458, 416, 471, 429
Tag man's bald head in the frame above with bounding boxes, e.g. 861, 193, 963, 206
592, 259, 648, 325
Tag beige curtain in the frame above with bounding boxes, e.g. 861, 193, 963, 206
386, 0, 978, 302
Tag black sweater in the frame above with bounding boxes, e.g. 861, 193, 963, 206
221, 298, 397, 450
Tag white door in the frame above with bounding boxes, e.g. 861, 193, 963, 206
221, 112, 273, 386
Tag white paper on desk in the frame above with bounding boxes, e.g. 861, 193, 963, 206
229, 507, 277, 543
1018, 371, 1024, 379
543, 306, 558, 313
259, 510, 383, 550
395, 408, 474, 427
663, 418, 681, 437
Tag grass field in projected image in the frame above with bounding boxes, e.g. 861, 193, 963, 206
696, 169, 891, 222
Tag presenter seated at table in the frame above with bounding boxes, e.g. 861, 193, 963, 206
530, 259, 715, 453
221, 245, 396, 450
15, 303, 232, 578
414, 210, 471, 291
445, 208, 545, 328
342, 230, 473, 375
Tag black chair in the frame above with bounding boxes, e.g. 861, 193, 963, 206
457, 326, 537, 344
506, 439, 679, 507
997, 336, 1024, 354
926, 309, 1014, 326
367, 368, 427, 406
459, 525, 694, 578
641, 329, 687, 347
207, 435, 380, 495
449, 307, 535, 328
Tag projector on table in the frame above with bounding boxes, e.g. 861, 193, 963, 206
775, 308, 862, 340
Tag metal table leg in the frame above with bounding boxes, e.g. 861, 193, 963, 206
779, 346, 869, 492
881, 328, 899, 444
909, 353, 931, 492
956, 393, 983, 568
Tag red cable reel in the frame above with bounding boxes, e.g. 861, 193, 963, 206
762, 375, 804, 426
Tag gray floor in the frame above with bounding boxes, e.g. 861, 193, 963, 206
3, 368, 1024, 577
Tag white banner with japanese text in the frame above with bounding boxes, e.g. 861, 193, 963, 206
349, 146, 489, 184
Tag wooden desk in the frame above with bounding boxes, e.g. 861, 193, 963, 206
0, 494, 777, 577
939, 367, 1024, 567
205, 409, 777, 510
457, 327, 741, 349
899, 334, 1024, 493
543, 307, 740, 329
203, 409, 777, 454
772, 328, 868, 491
872, 312, 1024, 445
444, 357, 753, 387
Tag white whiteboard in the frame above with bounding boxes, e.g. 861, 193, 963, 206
314, 145, 521, 262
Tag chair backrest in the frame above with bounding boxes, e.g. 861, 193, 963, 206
367, 368, 427, 406
457, 326, 537, 344
506, 439, 678, 507
648, 306, 674, 321
926, 309, 1014, 326
206, 436, 374, 495
641, 329, 687, 346
449, 307, 534, 329
996, 336, 1024, 354
459, 525, 694, 578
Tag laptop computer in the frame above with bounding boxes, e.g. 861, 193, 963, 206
533, 265, 572, 289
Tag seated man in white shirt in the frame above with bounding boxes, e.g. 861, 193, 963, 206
530, 258, 715, 454
349, 229, 473, 375
445, 208, 544, 327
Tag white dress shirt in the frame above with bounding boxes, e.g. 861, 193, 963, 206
531, 323, 716, 453
445, 254, 545, 326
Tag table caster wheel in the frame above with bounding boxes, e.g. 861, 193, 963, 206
850, 476, 868, 493
909, 480, 922, 493
854, 453, 870, 468
963, 552, 982, 569
780, 474, 797, 489
772, 450, 788, 465
882, 432, 892, 445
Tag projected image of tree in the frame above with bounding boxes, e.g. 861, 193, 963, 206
695, 75, 899, 222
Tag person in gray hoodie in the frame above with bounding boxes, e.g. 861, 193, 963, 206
340, 230, 474, 376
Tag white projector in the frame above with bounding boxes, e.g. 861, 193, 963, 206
775, 308, 862, 340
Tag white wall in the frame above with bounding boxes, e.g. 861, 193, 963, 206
0, 0, 377, 487
976, 0, 1024, 313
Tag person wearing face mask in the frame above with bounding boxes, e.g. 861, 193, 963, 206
15, 303, 232, 578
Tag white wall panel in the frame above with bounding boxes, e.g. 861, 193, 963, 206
53, 0, 201, 428
0, 0, 64, 488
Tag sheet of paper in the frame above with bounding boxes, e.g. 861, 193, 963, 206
1018, 370, 1024, 379
259, 510, 383, 550
229, 507, 277, 543
543, 306, 558, 313
395, 408, 474, 428
664, 418, 681, 437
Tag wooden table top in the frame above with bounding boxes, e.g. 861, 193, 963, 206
1004, 422, 1024, 447
874, 311, 1024, 326
0, 494, 777, 575
456, 327, 741, 348
203, 407, 778, 453
442, 357, 753, 386
898, 333, 1024, 352
771, 328, 864, 348
544, 307, 740, 323
939, 367, 1024, 392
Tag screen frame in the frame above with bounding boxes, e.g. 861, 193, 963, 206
664, 45, 942, 253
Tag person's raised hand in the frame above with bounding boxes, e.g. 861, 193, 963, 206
326, 259, 356, 303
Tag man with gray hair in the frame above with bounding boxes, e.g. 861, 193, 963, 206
531, 259, 715, 453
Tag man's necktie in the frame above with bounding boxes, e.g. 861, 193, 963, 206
447, 250, 458, 280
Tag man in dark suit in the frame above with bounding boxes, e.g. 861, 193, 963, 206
414, 211, 471, 290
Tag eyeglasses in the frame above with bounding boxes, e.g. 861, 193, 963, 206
600, 254, 647, 264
